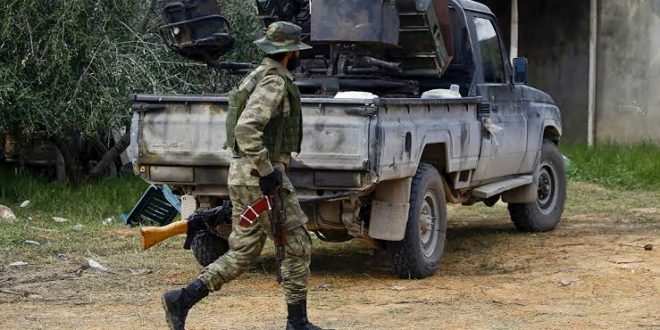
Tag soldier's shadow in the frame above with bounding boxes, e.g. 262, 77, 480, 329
252, 241, 391, 278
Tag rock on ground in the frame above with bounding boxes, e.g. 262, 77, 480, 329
0, 205, 17, 222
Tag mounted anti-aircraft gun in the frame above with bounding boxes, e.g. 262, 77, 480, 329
157, 0, 454, 95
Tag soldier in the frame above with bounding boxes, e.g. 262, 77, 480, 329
161, 22, 325, 330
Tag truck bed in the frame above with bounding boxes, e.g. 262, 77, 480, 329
129, 94, 482, 193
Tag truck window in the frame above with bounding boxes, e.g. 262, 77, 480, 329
473, 17, 506, 84
448, 8, 471, 66
425, 8, 474, 96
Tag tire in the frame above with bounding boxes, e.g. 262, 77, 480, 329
387, 163, 448, 279
508, 140, 567, 232
191, 231, 229, 267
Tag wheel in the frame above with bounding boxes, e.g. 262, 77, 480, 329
387, 163, 448, 279
508, 140, 567, 232
191, 231, 229, 267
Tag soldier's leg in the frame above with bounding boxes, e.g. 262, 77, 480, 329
199, 186, 268, 291
280, 189, 312, 304
280, 190, 325, 329
282, 224, 312, 303
163, 185, 268, 330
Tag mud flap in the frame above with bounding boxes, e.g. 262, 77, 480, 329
368, 177, 412, 241
502, 182, 538, 204
502, 149, 541, 204
369, 200, 410, 241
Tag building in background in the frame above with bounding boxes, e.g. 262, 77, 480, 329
479, 0, 660, 144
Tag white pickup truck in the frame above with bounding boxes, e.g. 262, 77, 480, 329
129, 0, 566, 279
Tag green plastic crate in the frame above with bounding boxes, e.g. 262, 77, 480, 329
121, 185, 181, 226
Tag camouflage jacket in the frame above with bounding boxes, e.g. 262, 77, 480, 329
227, 57, 298, 190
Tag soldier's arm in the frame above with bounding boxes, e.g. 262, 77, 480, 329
234, 75, 286, 176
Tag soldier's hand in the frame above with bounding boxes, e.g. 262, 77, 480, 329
186, 213, 206, 236
259, 169, 282, 196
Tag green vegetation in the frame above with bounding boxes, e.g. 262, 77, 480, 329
0, 164, 149, 263
0, 166, 147, 221
562, 143, 660, 191
2, 0, 198, 139
0, 1, 261, 180
0, 0, 259, 140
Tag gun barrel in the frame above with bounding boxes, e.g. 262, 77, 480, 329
140, 220, 188, 250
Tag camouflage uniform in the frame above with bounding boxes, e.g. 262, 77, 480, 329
198, 49, 312, 305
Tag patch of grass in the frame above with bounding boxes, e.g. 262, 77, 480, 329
0, 164, 149, 263
0, 165, 147, 221
562, 142, 660, 191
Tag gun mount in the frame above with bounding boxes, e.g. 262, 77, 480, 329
158, 0, 457, 96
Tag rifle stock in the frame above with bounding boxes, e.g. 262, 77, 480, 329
140, 220, 188, 250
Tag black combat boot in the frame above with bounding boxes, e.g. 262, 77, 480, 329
162, 279, 209, 330
286, 300, 325, 330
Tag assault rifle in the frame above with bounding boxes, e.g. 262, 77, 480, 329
140, 203, 231, 250
140, 172, 286, 283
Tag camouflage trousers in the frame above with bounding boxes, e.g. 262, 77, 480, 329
198, 185, 312, 304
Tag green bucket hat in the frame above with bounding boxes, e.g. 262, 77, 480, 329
254, 21, 312, 54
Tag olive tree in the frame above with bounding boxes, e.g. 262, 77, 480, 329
0, 0, 261, 181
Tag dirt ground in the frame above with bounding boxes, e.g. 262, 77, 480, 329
1, 182, 658, 330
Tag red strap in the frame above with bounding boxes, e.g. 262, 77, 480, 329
238, 196, 272, 228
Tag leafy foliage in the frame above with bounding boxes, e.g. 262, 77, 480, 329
0, 0, 261, 140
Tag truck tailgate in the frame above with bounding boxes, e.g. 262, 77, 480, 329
130, 95, 374, 171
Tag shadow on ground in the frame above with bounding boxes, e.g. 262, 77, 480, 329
251, 220, 529, 279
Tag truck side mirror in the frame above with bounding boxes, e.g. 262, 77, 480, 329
513, 57, 528, 84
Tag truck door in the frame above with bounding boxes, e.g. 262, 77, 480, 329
470, 13, 528, 181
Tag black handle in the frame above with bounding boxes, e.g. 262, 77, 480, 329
132, 103, 167, 111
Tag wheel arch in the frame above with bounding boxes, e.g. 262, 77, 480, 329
418, 143, 450, 175
542, 122, 562, 145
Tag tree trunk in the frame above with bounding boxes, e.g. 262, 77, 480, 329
88, 129, 131, 180
54, 134, 83, 185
